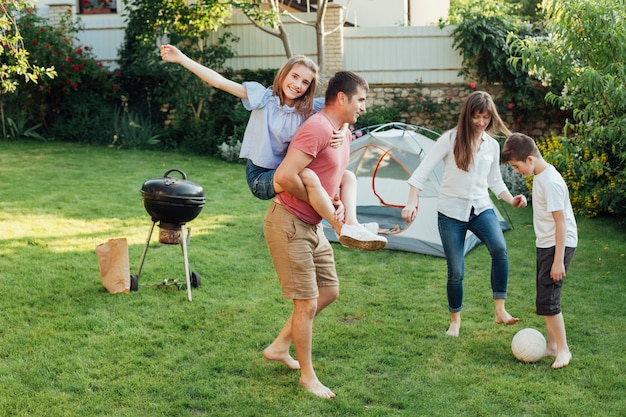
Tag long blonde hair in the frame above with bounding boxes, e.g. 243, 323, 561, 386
272, 55, 319, 115
454, 91, 511, 171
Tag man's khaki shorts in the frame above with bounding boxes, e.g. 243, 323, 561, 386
263, 201, 338, 300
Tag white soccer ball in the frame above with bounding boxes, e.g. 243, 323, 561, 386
511, 328, 547, 363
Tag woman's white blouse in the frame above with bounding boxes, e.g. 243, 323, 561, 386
407, 129, 509, 222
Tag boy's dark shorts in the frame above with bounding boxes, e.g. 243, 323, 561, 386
536, 246, 576, 316
245, 160, 276, 200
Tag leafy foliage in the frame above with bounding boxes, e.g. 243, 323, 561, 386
0, 1, 56, 94
353, 105, 403, 130
117, 0, 274, 155
3, 113, 46, 141
448, 0, 543, 25
509, 0, 626, 219
1, 6, 123, 142
449, 5, 567, 127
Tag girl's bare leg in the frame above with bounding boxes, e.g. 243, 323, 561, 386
339, 170, 359, 225
276, 168, 385, 250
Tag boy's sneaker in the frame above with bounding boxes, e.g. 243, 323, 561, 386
339, 224, 387, 251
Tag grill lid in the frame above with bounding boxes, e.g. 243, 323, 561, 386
141, 169, 206, 205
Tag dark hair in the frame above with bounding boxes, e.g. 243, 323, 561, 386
455, 91, 511, 171
325, 71, 369, 104
501, 132, 541, 163
272, 55, 319, 115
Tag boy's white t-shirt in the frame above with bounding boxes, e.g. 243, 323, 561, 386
238, 82, 324, 169
532, 165, 578, 248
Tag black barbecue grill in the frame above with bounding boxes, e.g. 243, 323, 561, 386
131, 169, 205, 301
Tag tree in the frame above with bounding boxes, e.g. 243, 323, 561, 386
238, 0, 293, 57
0, 1, 56, 95
239, 0, 350, 81
117, 0, 264, 153
509, 0, 626, 218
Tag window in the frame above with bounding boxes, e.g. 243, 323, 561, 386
79, 0, 117, 14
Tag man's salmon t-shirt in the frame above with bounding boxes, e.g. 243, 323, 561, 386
275, 112, 350, 224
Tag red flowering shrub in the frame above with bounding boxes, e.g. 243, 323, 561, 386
4, 8, 124, 141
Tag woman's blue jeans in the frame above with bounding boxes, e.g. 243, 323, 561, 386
437, 208, 509, 313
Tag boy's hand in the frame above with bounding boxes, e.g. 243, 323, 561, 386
551, 262, 566, 281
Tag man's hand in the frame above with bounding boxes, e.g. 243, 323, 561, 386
332, 195, 345, 224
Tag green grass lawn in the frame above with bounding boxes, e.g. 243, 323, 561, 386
0, 141, 624, 416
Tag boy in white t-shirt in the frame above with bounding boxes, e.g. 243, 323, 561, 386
502, 133, 578, 369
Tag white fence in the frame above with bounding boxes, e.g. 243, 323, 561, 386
344, 25, 463, 84
72, 11, 464, 84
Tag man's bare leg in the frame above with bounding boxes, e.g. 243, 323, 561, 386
292, 296, 336, 398
544, 313, 571, 369
446, 311, 461, 337
264, 286, 338, 376
494, 298, 520, 325
263, 314, 300, 370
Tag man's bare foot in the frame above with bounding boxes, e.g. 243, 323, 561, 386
495, 311, 519, 325
551, 350, 572, 369
263, 346, 300, 370
300, 378, 336, 399
446, 320, 460, 337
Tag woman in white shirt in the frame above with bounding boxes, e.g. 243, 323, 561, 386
401, 91, 528, 337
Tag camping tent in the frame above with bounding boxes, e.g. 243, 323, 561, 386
323, 122, 510, 257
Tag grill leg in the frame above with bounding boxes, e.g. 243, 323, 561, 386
180, 225, 192, 302
135, 221, 156, 278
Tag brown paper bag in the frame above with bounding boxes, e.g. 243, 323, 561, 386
96, 238, 130, 294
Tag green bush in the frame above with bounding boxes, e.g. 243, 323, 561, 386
509, 0, 626, 219
116, 0, 249, 156
1, 8, 123, 140
354, 105, 403, 130
449, 3, 569, 127
49, 90, 115, 144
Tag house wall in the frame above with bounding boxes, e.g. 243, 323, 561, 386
46, 0, 125, 67
45, 1, 462, 83
42, 1, 562, 137
200, 8, 464, 85
334, 0, 450, 27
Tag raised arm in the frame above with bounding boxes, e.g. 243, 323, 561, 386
160, 44, 247, 99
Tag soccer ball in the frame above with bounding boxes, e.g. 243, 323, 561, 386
511, 328, 547, 363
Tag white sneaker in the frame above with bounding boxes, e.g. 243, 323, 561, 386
362, 222, 379, 235
339, 224, 387, 251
